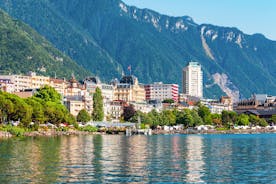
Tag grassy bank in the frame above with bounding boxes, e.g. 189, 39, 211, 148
0, 125, 28, 136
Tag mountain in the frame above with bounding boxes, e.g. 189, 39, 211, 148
0, 0, 276, 100
0, 9, 91, 79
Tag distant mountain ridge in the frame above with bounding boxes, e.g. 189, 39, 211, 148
0, 9, 91, 79
0, 0, 276, 100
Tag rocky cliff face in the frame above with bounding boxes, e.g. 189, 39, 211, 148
1, 0, 276, 99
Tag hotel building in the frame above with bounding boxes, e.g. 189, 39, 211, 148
0, 72, 50, 92
144, 82, 179, 102
182, 62, 203, 98
113, 75, 145, 103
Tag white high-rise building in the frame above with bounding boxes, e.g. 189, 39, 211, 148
182, 62, 203, 98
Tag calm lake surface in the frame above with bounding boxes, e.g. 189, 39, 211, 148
0, 134, 276, 183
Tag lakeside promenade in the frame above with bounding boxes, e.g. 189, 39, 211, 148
1, 127, 276, 138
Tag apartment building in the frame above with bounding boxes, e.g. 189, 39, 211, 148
145, 82, 179, 102
182, 62, 203, 98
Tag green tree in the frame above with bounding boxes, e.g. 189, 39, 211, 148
183, 109, 194, 127
64, 113, 77, 127
44, 102, 65, 125
34, 85, 61, 103
33, 86, 74, 126
25, 97, 45, 123
211, 113, 222, 127
77, 109, 91, 122
3, 92, 32, 126
147, 109, 161, 128
237, 114, 250, 126
222, 110, 237, 127
92, 87, 104, 121
222, 110, 231, 126
249, 115, 260, 126
176, 109, 198, 127
123, 105, 136, 122
0, 94, 14, 123
198, 105, 212, 124
0, 87, 76, 128
162, 99, 175, 104
259, 118, 268, 127
160, 110, 176, 126
191, 109, 203, 126
248, 114, 268, 127
131, 111, 153, 126
176, 111, 185, 125
270, 115, 276, 124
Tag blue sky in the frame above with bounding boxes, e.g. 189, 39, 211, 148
123, 0, 276, 40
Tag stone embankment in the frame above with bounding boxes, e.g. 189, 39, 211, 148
152, 128, 276, 135
1, 128, 276, 138
0, 130, 102, 138
0, 131, 12, 138
24, 130, 102, 137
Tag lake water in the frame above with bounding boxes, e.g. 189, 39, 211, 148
0, 134, 276, 183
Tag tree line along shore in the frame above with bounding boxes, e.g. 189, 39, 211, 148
0, 86, 276, 138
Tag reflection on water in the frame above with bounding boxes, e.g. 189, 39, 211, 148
0, 137, 62, 183
185, 135, 204, 183
0, 134, 276, 183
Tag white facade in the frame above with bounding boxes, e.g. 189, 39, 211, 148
0, 79, 15, 93
84, 77, 114, 102
145, 82, 179, 102
182, 62, 203, 98
201, 97, 233, 114
209, 103, 232, 114
0, 72, 50, 92
101, 84, 114, 102
64, 95, 93, 117
130, 102, 155, 114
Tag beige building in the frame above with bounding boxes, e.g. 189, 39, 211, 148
108, 100, 127, 121
130, 102, 155, 113
235, 94, 276, 110
0, 79, 14, 93
0, 72, 50, 92
65, 76, 86, 96
63, 76, 92, 117
28, 72, 50, 89
49, 78, 68, 96
114, 75, 145, 103
64, 95, 93, 117
201, 96, 233, 114
84, 77, 114, 101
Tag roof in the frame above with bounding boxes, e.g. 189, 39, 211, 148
84, 76, 101, 84
242, 109, 276, 116
65, 95, 83, 101
120, 75, 137, 85
254, 94, 267, 103
50, 78, 66, 84
187, 61, 201, 67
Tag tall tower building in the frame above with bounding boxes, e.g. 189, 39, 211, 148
182, 62, 203, 98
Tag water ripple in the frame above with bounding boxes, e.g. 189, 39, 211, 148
0, 134, 276, 183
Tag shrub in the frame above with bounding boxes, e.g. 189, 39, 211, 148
0, 125, 26, 136
216, 127, 229, 131
140, 123, 146, 129
57, 126, 69, 132
80, 125, 98, 132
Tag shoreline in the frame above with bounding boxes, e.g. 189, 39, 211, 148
1, 128, 276, 138
151, 128, 276, 135
0, 130, 102, 139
